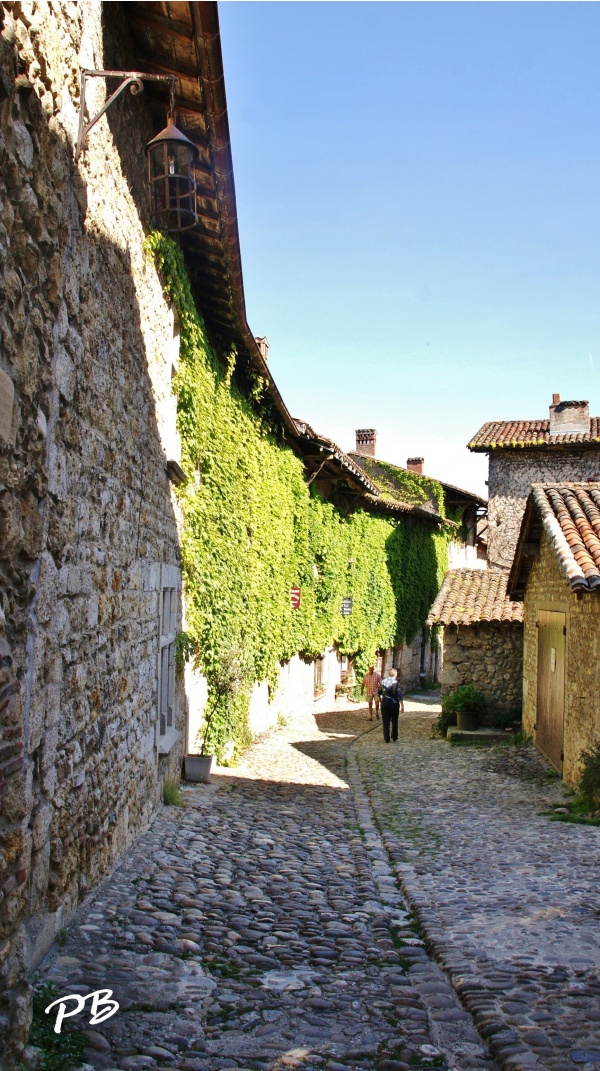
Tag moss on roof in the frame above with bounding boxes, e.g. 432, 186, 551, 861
350, 454, 445, 517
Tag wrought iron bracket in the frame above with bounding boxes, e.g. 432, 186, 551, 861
76, 69, 176, 161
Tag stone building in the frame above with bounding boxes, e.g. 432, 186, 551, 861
431, 395, 600, 715
427, 570, 523, 717
349, 431, 486, 688
0, 2, 191, 1052
508, 483, 600, 784
1, 3, 465, 1055
468, 394, 600, 572
0, 0, 319, 1058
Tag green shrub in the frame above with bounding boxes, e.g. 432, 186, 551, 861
163, 778, 184, 806
491, 705, 521, 729
433, 685, 485, 738
509, 728, 528, 746
443, 684, 485, 715
579, 741, 600, 810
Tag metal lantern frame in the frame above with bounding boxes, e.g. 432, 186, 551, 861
76, 69, 199, 233
146, 116, 199, 234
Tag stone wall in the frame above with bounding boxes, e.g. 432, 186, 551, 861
441, 622, 523, 719
0, 3, 186, 1058
522, 531, 600, 786
487, 448, 600, 571
185, 650, 343, 757
381, 632, 439, 691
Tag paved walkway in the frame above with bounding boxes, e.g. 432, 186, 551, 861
36, 702, 488, 1071
357, 704, 600, 1071
33, 699, 600, 1071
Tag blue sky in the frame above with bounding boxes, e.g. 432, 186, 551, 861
218, 2, 600, 496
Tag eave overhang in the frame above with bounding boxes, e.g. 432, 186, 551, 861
123, 1, 297, 436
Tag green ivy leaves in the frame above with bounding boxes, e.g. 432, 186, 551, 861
145, 233, 450, 761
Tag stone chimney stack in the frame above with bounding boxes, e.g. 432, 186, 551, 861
549, 395, 589, 436
406, 457, 424, 474
255, 336, 270, 362
355, 429, 377, 457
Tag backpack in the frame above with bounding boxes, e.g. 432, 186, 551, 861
380, 678, 400, 704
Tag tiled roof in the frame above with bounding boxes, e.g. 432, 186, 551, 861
293, 420, 380, 495
518, 483, 600, 594
361, 492, 447, 525
468, 417, 600, 451
427, 569, 524, 626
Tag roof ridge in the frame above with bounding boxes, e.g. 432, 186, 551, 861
468, 417, 600, 452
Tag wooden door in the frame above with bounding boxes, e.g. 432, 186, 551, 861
536, 610, 565, 773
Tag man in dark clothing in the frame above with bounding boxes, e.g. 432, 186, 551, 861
378, 668, 405, 743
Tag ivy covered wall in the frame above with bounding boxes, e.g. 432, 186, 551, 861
146, 234, 450, 758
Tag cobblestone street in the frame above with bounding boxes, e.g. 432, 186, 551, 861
34, 699, 600, 1071
36, 702, 487, 1071
357, 704, 600, 1071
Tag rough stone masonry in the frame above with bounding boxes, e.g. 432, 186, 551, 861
0, 3, 186, 1057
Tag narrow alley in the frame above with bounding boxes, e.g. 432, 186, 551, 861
37, 703, 488, 1071
36, 701, 600, 1071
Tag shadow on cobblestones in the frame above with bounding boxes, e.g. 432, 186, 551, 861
32, 704, 492, 1071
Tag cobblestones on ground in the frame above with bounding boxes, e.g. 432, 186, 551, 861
357, 702, 600, 1071
36, 697, 600, 1071
34, 702, 491, 1071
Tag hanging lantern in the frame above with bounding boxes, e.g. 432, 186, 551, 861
146, 115, 199, 233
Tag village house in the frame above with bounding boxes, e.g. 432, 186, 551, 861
430, 395, 600, 714
427, 569, 523, 718
468, 394, 600, 571
349, 430, 485, 687
507, 483, 600, 783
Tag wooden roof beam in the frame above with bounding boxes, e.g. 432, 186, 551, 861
129, 12, 194, 42
134, 57, 200, 85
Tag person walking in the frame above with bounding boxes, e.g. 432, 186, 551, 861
378, 668, 404, 743
361, 665, 382, 720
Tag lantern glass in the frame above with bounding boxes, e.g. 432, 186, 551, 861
146, 119, 199, 233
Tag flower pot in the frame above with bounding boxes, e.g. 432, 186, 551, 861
456, 710, 479, 732
184, 754, 214, 782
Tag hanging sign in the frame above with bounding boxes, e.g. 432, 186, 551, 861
341, 596, 353, 616
290, 587, 301, 610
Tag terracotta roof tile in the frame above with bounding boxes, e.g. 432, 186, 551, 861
427, 569, 524, 627
468, 417, 600, 451
530, 483, 600, 593
293, 419, 380, 495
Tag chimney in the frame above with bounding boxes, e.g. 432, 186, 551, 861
355, 429, 377, 457
407, 457, 424, 475
255, 336, 270, 362
549, 395, 589, 437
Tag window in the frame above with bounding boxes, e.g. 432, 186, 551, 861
158, 565, 181, 754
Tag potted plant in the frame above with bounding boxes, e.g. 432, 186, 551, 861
451, 684, 485, 731
437, 684, 485, 735
184, 644, 247, 782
